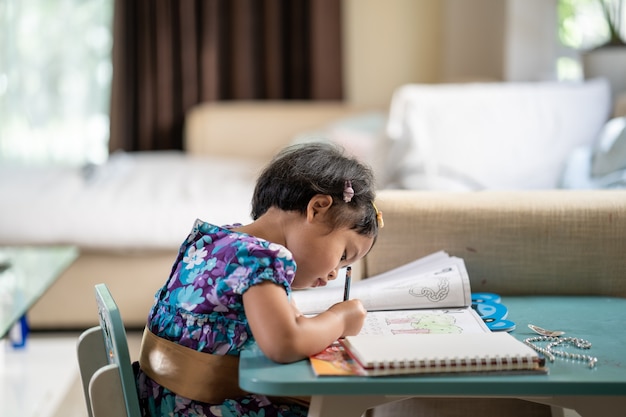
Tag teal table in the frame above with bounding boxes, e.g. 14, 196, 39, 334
239, 296, 626, 417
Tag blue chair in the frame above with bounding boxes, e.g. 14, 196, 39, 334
76, 283, 142, 417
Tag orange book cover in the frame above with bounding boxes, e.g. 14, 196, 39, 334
309, 342, 365, 376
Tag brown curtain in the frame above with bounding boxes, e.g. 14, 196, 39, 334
109, 0, 343, 153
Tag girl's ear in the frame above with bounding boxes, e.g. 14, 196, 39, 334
306, 194, 333, 223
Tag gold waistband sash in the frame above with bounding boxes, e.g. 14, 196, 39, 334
139, 327, 247, 404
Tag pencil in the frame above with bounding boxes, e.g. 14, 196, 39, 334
343, 266, 352, 301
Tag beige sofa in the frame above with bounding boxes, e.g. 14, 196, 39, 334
28, 98, 625, 333
29, 188, 626, 330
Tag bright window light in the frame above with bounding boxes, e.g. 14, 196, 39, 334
0, 0, 113, 167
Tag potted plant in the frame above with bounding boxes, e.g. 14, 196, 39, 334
574, 0, 626, 101
598, 0, 625, 46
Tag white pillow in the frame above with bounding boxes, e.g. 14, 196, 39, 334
590, 116, 626, 177
0, 151, 258, 250
386, 79, 611, 190
560, 144, 626, 189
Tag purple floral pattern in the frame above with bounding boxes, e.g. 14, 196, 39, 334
135, 219, 307, 417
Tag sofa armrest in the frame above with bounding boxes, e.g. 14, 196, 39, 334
367, 190, 626, 297
183, 101, 362, 161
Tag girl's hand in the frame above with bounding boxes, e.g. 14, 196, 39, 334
328, 299, 367, 337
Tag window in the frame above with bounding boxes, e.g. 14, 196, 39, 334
0, 0, 113, 166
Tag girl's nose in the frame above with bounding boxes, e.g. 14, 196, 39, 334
327, 269, 338, 280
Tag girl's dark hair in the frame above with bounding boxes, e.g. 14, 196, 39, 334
251, 142, 379, 237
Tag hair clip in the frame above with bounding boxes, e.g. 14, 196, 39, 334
372, 202, 384, 229
343, 180, 354, 203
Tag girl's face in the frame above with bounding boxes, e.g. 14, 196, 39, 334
287, 218, 375, 290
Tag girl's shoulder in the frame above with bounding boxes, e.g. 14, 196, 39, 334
188, 218, 294, 265
183, 219, 296, 290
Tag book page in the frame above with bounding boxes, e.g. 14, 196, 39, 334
309, 307, 490, 377
293, 252, 472, 315
359, 307, 490, 336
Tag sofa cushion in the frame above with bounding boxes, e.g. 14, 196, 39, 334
591, 116, 626, 177
184, 101, 361, 161
561, 116, 626, 189
385, 79, 611, 190
0, 151, 259, 250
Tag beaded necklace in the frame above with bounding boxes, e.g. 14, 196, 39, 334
524, 324, 597, 369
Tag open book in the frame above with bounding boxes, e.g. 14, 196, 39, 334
294, 251, 539, 376
293, 251, 489, 337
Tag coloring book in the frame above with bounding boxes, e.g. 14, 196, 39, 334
292, 251, 522, 376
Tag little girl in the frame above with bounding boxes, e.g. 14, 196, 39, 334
135, 142, 383, 417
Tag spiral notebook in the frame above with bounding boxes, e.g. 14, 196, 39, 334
339, 333, 545, 376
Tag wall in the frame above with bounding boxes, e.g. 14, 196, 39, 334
342, 0, 442, 109
441, 0, 506, 82
504, 0, 558, 82
343, 0, 559, 109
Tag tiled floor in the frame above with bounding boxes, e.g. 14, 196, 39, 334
1, 330, 142, 417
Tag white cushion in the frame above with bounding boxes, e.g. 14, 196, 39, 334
385, 79, 611, 190
561, 116, 626, 189
0, 151, 259, 250
590, 116, 626, 177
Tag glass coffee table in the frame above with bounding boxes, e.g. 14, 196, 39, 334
0, 246, 78, 345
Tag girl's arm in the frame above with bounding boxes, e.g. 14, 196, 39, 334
243, 281, 366, 363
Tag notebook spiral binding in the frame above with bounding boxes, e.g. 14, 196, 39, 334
374, 354, 538, 373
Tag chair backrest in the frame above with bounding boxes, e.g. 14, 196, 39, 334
76, 283, 142, 417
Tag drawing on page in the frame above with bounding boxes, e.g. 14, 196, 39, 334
358, 308, 484, 336
386, 312, 462, 334
408, 275, 450, 302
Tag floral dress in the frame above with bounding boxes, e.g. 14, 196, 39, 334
135, 219, 308, 417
